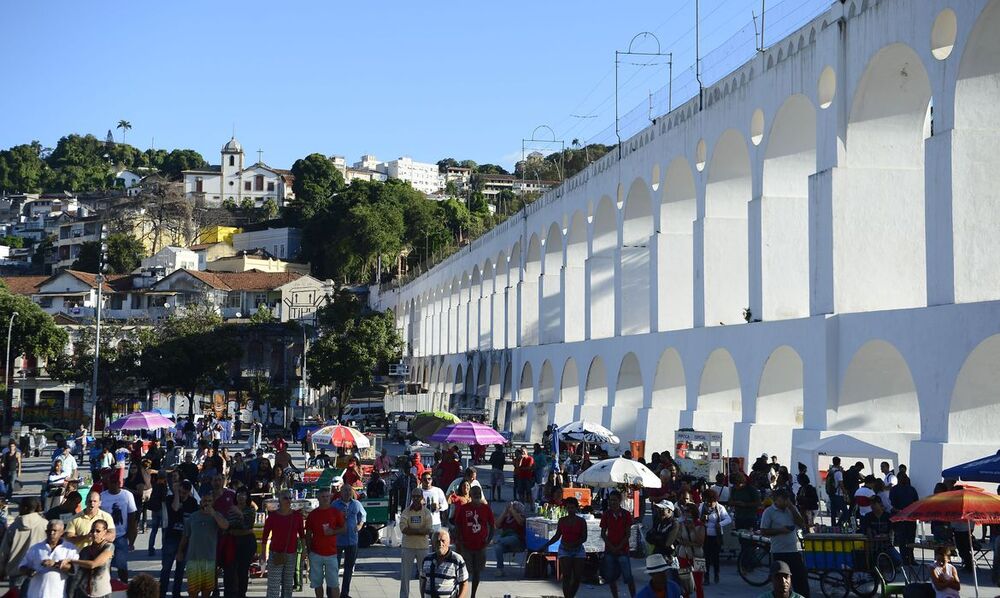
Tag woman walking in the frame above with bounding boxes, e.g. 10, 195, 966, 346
70, 519, 115, 598
677, 503, 706, 598
223, 487, 258, 598
541, 496, 588, 598
698, 489, 731, 585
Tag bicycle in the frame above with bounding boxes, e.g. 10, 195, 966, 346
734, 529, 773, 586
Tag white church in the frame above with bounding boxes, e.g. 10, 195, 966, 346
182, 137, 294, 208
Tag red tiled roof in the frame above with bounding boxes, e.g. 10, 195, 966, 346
59, 271, 131, 292
212, 270, 303, 291
2, 275, 47, 296
188, 243, 220, 251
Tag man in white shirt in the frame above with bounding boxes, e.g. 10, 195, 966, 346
418, 471, 448, 532
55, 446, 78, 480
101, 474, 138, 582
18, 519, 79, 598
880, 462, 897, 489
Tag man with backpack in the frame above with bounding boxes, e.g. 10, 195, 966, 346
825, 457, 848, 528
795, 473, 819, 532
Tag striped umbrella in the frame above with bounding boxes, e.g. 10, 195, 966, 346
557, 420, 620, 445
891, 487, 1000, 597
311, 424, 370, 449
107, 411, 176, 431
429, 422, 506, 445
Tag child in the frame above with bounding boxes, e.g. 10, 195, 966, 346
931, 547, 961, 597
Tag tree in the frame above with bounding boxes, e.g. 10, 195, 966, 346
0, 236, 24, 249
113, 178, 193, 253
261, 198, 279, 221
159, 149, 208, 179
436, 158, 459, 173
0, 142, 46, 193
307, 309, 401, 419
116, 120, 132, 145
249, 305, 276, 324
140, 304, 242, 420
288, 153, 344, 224
70, 233, 145, 274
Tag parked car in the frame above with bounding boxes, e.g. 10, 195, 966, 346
28, 423, 72, 443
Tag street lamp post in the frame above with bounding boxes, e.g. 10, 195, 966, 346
5, 311, 18, 430
89, 225, 108, 436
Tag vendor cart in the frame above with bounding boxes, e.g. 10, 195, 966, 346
804, 533, 879, 597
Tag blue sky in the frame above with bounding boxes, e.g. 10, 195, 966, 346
0, 0, 827, 170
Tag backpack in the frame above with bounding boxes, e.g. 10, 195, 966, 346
798, 483, 819, 511
825, 467, 839, 498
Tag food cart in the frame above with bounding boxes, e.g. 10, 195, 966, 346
674, 429, 724, 480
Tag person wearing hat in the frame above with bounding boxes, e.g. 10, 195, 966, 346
646, 500, 679, 558
636, 554, 682, 598
756, 561, 805, 598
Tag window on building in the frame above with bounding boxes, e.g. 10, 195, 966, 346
229, 155, 235, 166
255, 175, 264, 191
267, 182, 275, 191
196, 178, 203, 193
244, 181, 251, 191
280, 244, 285, 257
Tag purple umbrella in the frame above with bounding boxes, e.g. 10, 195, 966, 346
107, 411, 176, 431
429, 422, 507, 445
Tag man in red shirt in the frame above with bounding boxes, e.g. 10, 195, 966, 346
453, 486, 494, 598
514, 448, 535, 503
600, 490, 636, 598
305, 487, 347, 598
435, 450, 462, 491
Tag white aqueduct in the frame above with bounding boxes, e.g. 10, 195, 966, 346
370, 0, 1000, 493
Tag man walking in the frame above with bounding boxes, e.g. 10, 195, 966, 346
177, 495, 230, 598
759, 489, 810, 597
66, 492, 116, 547
513, 449, 534, 503
100, 473, 138, 583
420, 529, 469, 598
1, 439, 22, 499
600, 490, 636, 598
398, 493, 432, 598
159, 480, 199, 598
453, 486, 494, 598
418, 471, 447, 533
333, 485, 366, 598
305, 487, 347, 598
17, 519, 79, 598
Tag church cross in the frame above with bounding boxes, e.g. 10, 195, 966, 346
257, 148, 263, 163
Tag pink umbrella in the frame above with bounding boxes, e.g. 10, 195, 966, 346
107, 411, 176, 431
429, 422, 506, 445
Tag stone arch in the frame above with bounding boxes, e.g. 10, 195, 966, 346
652, 348, 686, 410
453, 364, 464, 396
476, 360, 488, 399
838, 43, 931, 313
761, 94, 816, 321
948, 334, 1000, 445
659, 158, 696, 330
511, 362, 534, 440
608, 352, 644, 442
696, 348, 742, 452
621, 179, 654, 335
590, 197, 617, 339
704, 129, 752, 326
541, 223, 564, 344
561, 357, 580, 404
521, 234, 542, 346
581, 356, 609, 424
565, 211, 588, 342
833, 340, 920, 436
530, 360, 557, 442
756, 346, 804, 425
953, 0, 1000, 303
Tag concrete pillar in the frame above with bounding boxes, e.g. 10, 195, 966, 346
478, 296, 491, 350
505, 286, 516, 349
693, 219, 706, 328
925, 130, 955, 306
748, 197, 763, 322
809, 169, 835, 316
539, 272, 563, 344
517, 280, 538, 346
587, 255, 615, 339
564, 265, 586, 342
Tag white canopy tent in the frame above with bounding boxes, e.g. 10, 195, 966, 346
794, 434, 899, 493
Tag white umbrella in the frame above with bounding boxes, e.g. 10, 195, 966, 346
558, 420, 620, 445
575, 457, 662, 489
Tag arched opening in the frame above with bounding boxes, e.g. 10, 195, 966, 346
621, 179, 654, 334
833, 340, 919, 463
652, 348, 686, 410
540, 223, 564, 344
762, 95, 815, 320
511, 362, 534, 440
560, 358, 580, 404
590, 197, 617, 339
498, 362, 513, 431
452, 364, 464, 405
953, 0, 1000, 303
609, 352, 644, 441
695, 348, 742, 452
521, 235, 541, 346
476, 360, 488, 410
949, 334, 1000, 445
494, 251, 508, 349
751, 346, 804, 463
532, 360, 556, 441
565, 212, 588, 342
659, 158, 696, 330
838, 43, 931, 313
581, 356, 609, 424
704, 129, 752, 326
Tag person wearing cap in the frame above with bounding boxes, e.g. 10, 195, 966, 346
756, 561, 805, 598
636, 554, 682, 598
760, 489, 810, 597
647, 500, 679, 558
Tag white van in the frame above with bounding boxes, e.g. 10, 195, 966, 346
341, 404, 385, 427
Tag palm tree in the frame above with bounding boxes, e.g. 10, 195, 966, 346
116, 120, 132, 145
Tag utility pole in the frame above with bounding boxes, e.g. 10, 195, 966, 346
5, 311, 17, 431
90, 224, 108, 436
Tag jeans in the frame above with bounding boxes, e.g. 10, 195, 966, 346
830, 495, 847, 527
148, 510, 162, 551
703, 534, 722, 579
772, 552, 810, 597
340, 544, 358, 597
400, 546, 424, 598
160, 534, 187, 598
224, 535, 256, 598
894, 521, 917, 564
493, 534, 523, 570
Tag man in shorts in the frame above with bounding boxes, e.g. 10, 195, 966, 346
306, 487, 346, 598
177, 495, 230, 598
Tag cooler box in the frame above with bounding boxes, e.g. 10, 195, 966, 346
526, 517, 559, 552
558, 486, 591, 507
803, 533, 866, 570
361, 498, 389, 524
